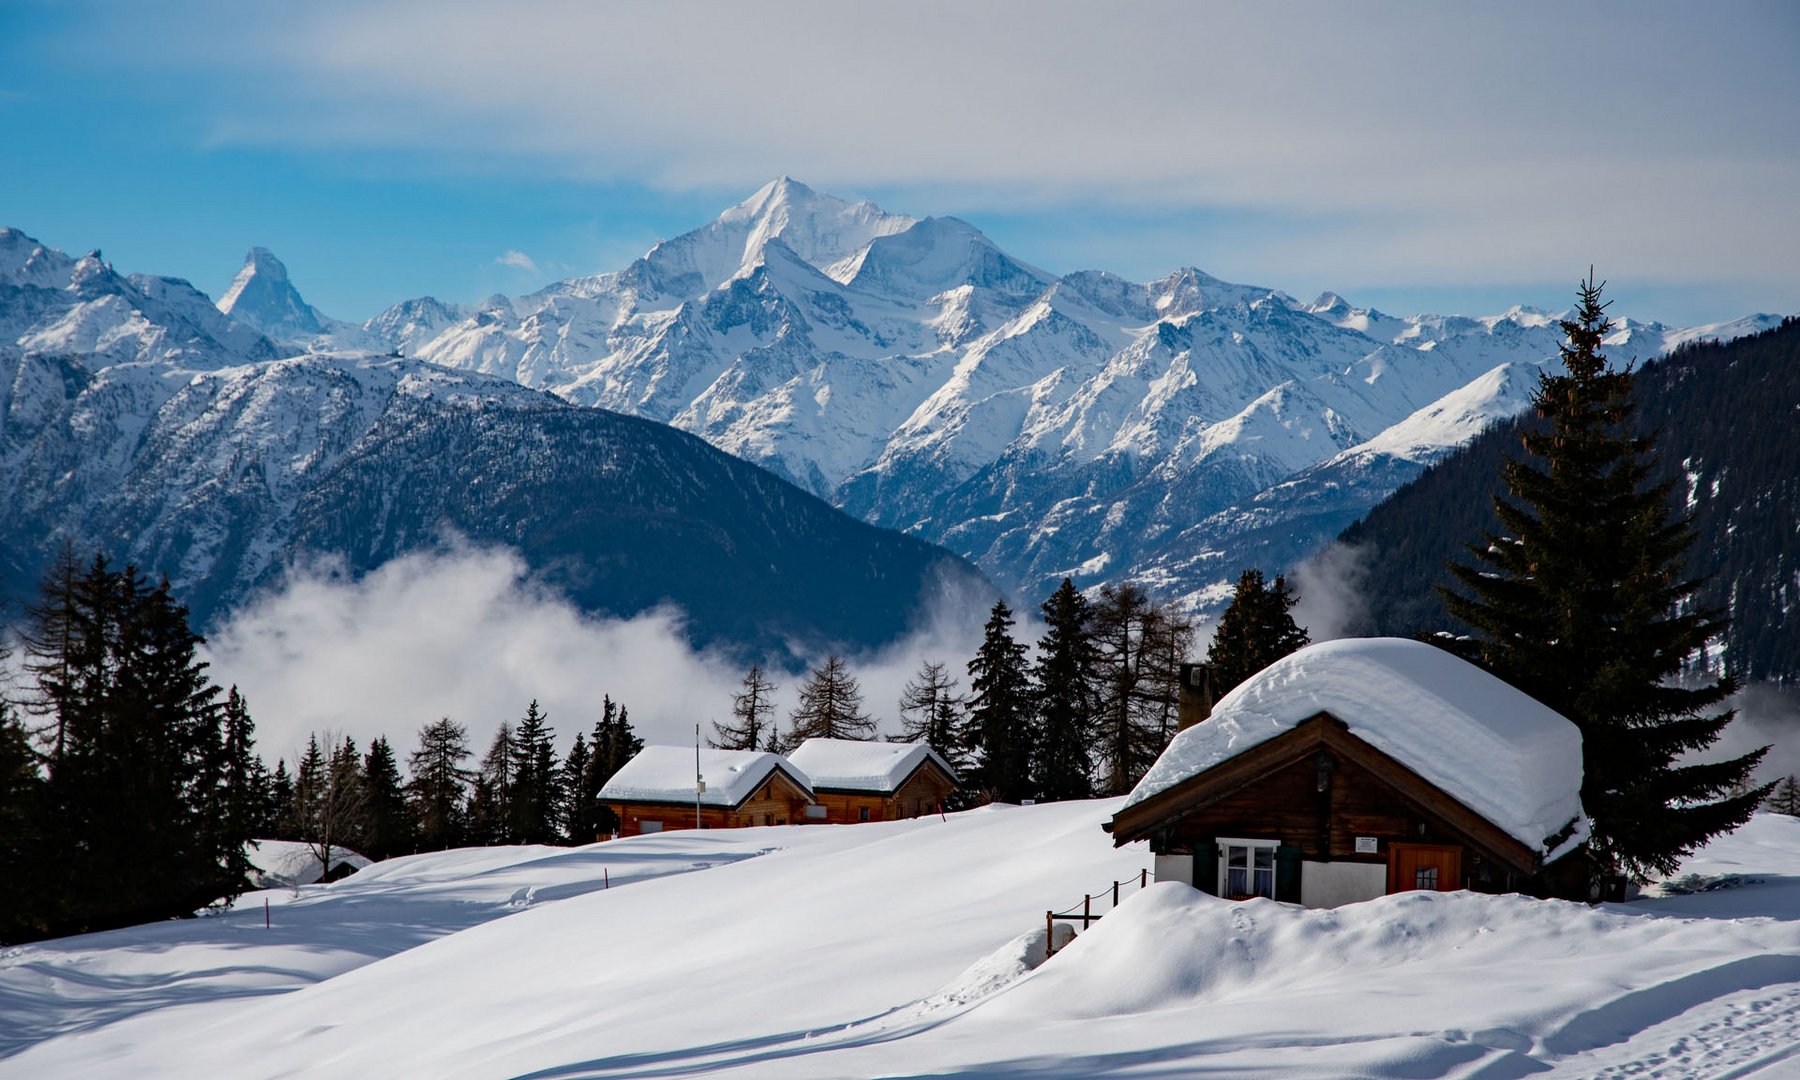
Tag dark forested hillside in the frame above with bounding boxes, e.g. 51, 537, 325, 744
1340, 318, 1800, 683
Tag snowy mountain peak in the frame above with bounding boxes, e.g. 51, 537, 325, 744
0, 227, 78, 288
218, 246, 330, 342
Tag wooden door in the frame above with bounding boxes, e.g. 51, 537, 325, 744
1387, 843, 1462, 893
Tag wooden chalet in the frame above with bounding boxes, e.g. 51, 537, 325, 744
785, 738, 960, 823
599, 747, 816, 837
1107, 638, 1589, 907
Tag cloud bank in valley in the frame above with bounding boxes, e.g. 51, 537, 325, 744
203, 545, 994, 767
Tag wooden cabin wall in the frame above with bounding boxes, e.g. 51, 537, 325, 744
1155, 752, 1520, 891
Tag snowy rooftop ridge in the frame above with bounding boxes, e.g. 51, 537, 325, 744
786, 738, 959, 793
599, 746, 812, 808
1124, 638, 1589, 859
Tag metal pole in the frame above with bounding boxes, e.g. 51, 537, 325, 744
695, 723, 703, 831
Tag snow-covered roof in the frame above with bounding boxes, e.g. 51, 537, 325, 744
786, 738, 959, 793
1124, 638, 1588, 860
599, 747, 812, 808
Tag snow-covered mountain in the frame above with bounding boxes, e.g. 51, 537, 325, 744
0, 231, 981, 653
321, 180, 1781, 615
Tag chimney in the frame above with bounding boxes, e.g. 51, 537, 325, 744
1177, 662, 1215, 731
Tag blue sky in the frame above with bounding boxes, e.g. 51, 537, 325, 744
3, 1, 1796, 325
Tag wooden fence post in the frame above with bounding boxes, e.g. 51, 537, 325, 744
1045, 911, 1055, 958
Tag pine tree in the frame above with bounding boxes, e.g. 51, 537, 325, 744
508, 701, 562, 845
468, 723, 516, 845
1033, 579, 1095, 801
1443, 272, 1769, 880
712, 665, 778, 751
360, 736, 412, 860
406, 718, 473, 850
316, 735, 367, 877
1090, 584, 1191, 796
786, 655, 876, 743
964, 600, 1035, 804
898, 660, 966, 767
216, 687, 263, 892
1206, 568, 1310, 696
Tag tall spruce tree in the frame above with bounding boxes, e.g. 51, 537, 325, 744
508, 701, 562, 845
1443, 273, 1769, 880
1206, 569, 1310, 696
964, 600, 1035, 804
0, 698, 47, 944
712, 665, 778, 750
1033, 579, 1096, 801
407, 718, 473, 850
360, 736, 413, 860
560, 732, 593, 843
787, 655, 876, 743
582, 698, 642, 838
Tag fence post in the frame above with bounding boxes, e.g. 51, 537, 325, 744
1113, 879, 1120, 908
1083, 893, 1091, 927
1141, 867, 1148, 889
1045, 911, 1055, 958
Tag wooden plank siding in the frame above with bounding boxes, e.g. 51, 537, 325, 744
607, 770, 813, 838
809, 762, 958, 824
1111, 713, 1548, 896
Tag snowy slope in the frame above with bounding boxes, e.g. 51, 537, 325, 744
4, 807, 1799, 1078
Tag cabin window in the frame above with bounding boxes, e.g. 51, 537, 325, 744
640, 820, 663, 833
859, 807, 870, 822
1218, 838, 1278, 900
805, 804, 828, 819
1415, 866, 1438, 890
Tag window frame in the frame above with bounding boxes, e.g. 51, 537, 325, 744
1216, 837, 1280, 900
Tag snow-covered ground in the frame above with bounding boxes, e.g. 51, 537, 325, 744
3, 805, 1798, 1078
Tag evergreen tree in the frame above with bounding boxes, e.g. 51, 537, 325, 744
267, 759, 295, 840
18, 555, 251, 933
216, 687, 263, 891
289, 735, 327, 844
1090, 583, 1192, 796
712, 665, 778, 751
964, 600, 1035, 804
898, 660, 966, 767
406, 718, 473, 850
1765, 776, 1800, 817
360, 736, 413, 859
468, 723, 516, 845
317, 735, 367, 876
0, 698, 48, 944
1033, 579, 1096, 801
787, 655, 876, 743
582, 697, 642, 838
508, 701, 562, 845
560, 731, 594, 843
1443, 272, 1769, 879
1206, 569, 1310, 696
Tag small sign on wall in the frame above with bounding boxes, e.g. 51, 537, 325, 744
1355, 836, 1379, 854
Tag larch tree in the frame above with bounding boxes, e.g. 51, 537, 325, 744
712, 665, 778, 751
786, 655, 876, 743
1442, 272, 1769, 880
1089, 584, 1191, 797
898, 660, 966, 765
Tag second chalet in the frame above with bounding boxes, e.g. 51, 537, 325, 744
786, 738, 960, 823
599, 746, 815, 837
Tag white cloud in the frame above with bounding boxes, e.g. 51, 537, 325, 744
202, 545, 997, 767
494, 250, 538, 274
92, 1, 1800, 296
